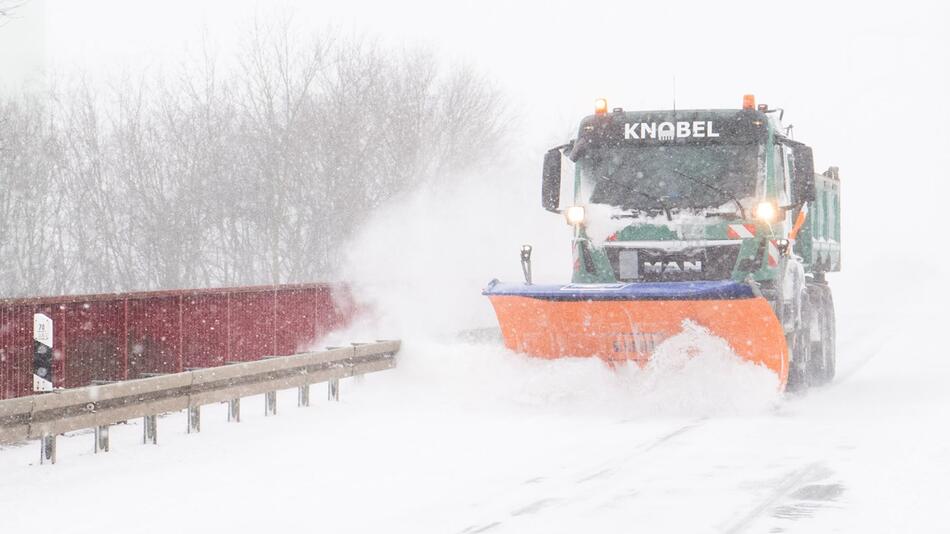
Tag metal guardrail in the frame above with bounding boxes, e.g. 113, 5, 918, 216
0, 340, 400, 463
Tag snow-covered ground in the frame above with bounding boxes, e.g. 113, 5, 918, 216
2, 167, 948, 533
1, 1, 948, 530
1, 270, 945, 533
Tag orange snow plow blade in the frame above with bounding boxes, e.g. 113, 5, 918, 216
483, 280, 788, 388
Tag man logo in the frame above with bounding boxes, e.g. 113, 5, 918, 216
642, 261, 702, 274
625, 121, 719, 141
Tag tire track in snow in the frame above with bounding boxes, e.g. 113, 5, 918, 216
458, 418, 707, 533
834, 314, 904, 385
831, 279, 926, 386
718, 315, 892, 531
567, 417, 708, 485
715, 308, 898, 533
718, 462, 825, 534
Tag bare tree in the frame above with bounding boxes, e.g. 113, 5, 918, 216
0, 96, 64, 296
234, 16, 329, 285
0, 20, 509, 298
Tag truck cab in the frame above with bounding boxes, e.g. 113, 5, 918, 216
543, 98, 839, 288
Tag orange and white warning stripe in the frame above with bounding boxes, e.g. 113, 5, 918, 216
727, 223, 756, 239
767, 240, 781, 267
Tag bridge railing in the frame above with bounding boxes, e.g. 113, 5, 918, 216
0, 283, 354, 400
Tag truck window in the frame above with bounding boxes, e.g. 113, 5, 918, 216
773, 145, 788, 205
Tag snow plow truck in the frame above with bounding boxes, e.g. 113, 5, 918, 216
484, 96, 841, 391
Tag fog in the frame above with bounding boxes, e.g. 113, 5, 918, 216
2, 3, 950, 532
22, 0, 948, 269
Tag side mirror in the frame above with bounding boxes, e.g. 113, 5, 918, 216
541, 148, 562, 212
790, 144, 816, 204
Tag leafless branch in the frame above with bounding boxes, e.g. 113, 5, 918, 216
0, 20, 509, 297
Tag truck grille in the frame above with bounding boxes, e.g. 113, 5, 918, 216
604, 243, 740, 282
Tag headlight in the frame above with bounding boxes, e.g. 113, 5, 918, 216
754, 201, 779, 222
565, 205, 586, 226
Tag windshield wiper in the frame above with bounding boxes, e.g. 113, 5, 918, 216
670, 168, 747, 219
600, 175, 673, 221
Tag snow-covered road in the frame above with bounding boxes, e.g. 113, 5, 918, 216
2, 270, 947, 533
2, 2, 948, 530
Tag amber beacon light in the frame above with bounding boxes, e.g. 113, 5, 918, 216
742, 94, 756, 110
594, 98, 608, 115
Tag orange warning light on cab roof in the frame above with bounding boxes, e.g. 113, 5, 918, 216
594, 98, 608, 115
743, 94, 756, 110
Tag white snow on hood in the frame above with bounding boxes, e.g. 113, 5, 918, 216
582, 203, 731, 243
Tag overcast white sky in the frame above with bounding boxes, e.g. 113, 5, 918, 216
3, 1, 945, 139
1, 0, 948, 260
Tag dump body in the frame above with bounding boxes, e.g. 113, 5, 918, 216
796, 167, 842, 272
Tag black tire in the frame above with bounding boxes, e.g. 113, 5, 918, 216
824, 289, 837, 381
805, 287, 825, 386
804, 283, 837, 386
785, 298, 812, 392
812, 285, 836, 384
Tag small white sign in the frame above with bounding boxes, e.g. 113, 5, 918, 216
33, 313, 53, 348
33, 374, 53, 392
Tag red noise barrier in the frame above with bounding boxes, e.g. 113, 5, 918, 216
0, 284, 354, 400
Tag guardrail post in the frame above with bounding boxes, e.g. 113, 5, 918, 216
298, 385, 310, 407
40, 434, 56, 464
264, 391, 277, 416
328, 379, 340, 402
143, 415, 158, 445
187, 406, 201, 433
228, 399, 241, 422
94, 425, 110, 453
351, 343, 367, 385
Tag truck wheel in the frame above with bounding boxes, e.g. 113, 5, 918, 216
805, 284, 836, 386
785, 297, 812, 392
786, 333, 805, 392
817, 286, 836, 383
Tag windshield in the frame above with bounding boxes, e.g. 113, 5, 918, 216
579, 144, 760, 211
